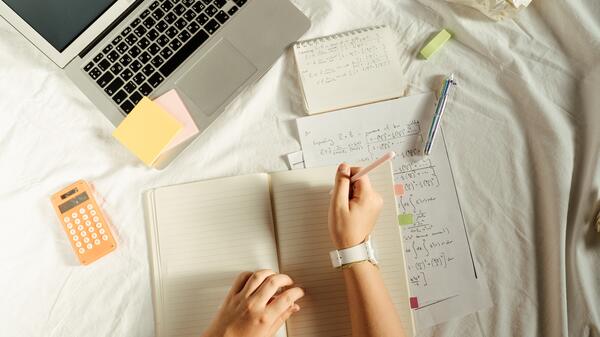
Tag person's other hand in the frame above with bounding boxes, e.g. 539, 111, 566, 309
328, 163, 383, 249
202, 269, 305, 337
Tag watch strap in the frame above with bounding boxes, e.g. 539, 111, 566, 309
329, 236, 377, 269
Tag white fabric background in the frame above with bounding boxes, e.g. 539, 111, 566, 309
1, 1, 599, 336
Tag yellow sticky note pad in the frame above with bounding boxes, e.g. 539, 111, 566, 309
398, 213, 413, 226
420, 29, 452, 59
112, 97, 182, 166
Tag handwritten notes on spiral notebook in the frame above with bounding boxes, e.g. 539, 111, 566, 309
296, 93, 492, 330
293, 26, 404, 114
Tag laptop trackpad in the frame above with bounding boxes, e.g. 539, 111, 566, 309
176, 39, 257, 116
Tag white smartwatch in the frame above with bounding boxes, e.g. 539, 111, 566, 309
329, 236, 378, 269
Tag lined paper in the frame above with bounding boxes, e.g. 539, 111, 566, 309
145, 174, 283, 337
270, 163, 414, 337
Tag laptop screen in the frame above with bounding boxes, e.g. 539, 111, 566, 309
3, 0, 117, 52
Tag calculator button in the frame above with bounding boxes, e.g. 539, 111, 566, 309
92, 233, 98, 239
94, 239, 101, 245
87, 243, 93, 249
79, 208, 86, 214
88, 227, 95, 233
64, 217, 70, 223
90, 210, 97, 216
69, 229, 76, 235
84, 237, 90, 243
75, 241, 82, 247
77, 225, 84, 231
72, 213, 78, 219
82, 214, 89, 220
73, 235, 79, 241
93, 216, 99, 222
99, 228, 105, 234
96, 223, 103, 229
66, 223, 73, 229
86, 221, 91, 226
81, 231, 87, 237
75, 219, 81, 225
79, 248, 86, 254
102, 234, 109, 241
87, 204, 93, 210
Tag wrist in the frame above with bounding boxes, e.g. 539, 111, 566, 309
341, 260, 379, 276
332, 235, 368, 250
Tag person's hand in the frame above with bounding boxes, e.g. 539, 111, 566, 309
328, 163, 383, 249
202, 269, 305, 337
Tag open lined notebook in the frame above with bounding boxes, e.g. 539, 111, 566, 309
143, 163, 415, 337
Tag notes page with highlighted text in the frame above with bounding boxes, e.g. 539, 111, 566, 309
296, 93, 492, 329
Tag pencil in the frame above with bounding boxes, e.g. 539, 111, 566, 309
350, 151, 396, 183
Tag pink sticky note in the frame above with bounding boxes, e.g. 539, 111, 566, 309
394, 183, 405, 196
154, 89, 199, 152
410, 297, 419, 309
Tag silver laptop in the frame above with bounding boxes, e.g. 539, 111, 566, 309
0, 0, 310, 167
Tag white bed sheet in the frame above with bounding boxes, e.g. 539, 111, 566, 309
1, 1, 599, 336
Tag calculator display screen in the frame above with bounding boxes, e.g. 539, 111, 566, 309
59, 192, 90, 214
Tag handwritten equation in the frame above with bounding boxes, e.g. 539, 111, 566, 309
398, 181, 458, 289
306, 120, 422, 163
296, 29, 393, 86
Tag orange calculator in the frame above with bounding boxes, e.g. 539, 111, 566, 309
51, 180, 117, 265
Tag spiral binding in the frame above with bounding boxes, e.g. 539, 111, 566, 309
295, 25, 386, 48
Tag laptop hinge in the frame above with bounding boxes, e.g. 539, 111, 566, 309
79, 0, 146, 58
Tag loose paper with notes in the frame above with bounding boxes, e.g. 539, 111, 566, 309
144, 163, 415, 337
297, 93, 492, 329
293, 26, 404, 114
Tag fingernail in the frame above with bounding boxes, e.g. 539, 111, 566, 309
338, 163, 349, 173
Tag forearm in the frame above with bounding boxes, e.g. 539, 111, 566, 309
343, 262, 404, 337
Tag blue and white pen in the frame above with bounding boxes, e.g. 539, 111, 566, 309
424, 73, 457, 155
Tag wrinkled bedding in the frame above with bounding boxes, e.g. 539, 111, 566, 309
1, 1, 599, 336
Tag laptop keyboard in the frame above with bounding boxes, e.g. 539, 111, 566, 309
83, 0, 248, 114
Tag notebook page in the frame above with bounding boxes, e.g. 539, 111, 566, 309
270, 163, 413, 337
145, 174, 284, 337
293, 26, 404, 114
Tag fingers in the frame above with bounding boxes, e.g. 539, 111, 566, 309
331, 163, 351, 210
348, 167, 382, 213
350, 168, 374, 199
253, 274, 294, 306
227, 271, 254, 297
241, 269, 276, 297
268, 304, 301, 336
279, 304, 300, 322
267, 287, 305, 319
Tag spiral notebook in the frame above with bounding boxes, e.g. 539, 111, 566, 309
293, 26, 405, 114
143, 163, 416, 337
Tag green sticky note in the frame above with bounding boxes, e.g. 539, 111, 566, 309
398, 213, 413, 226
420, 29, 452, 59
